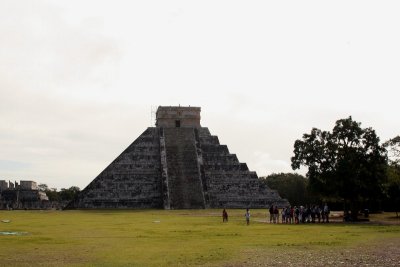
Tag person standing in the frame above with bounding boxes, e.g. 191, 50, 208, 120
269, 205, 274, 223
290, 206, 294, 224
294, 206, 299, 224
324, 203, 330, 223
222, 209, 228, 222
245, 208, 250, 225
274, 205, 279, 223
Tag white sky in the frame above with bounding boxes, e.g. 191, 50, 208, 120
1, 0, 399, 190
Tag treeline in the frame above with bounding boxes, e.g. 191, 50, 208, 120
259, 173, 316, 207
262, 117, 400, 220
261, 170, 400, 215
38, 184, 80, 202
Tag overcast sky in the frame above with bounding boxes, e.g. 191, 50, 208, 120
1, 1, 399, 190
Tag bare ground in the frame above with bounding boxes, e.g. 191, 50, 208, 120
225, 237, 400, 267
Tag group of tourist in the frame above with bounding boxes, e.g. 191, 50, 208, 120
222, 204, 331, 225
269, 204, 330, 224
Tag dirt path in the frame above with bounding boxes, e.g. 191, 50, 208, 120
225, 237, 400, 267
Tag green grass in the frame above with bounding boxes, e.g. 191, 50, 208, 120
0, 209, 399, 266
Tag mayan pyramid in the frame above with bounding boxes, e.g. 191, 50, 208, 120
67, 106, 288, 209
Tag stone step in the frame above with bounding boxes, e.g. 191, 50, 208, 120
163, 128, 205, 209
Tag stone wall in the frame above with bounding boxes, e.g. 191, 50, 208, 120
197, 127, 289, 208
0, 180, 7, 190
20, 181, 38, 190
66, 128, 163, 209
0, 189, 49, 209
156, 106, 201, 128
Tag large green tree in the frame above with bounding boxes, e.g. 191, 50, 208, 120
291, 117, 387, 220
384, 136, 400, 217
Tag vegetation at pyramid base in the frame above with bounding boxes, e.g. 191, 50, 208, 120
291, 116, 388, 220
260, 173, 317, 206
38, 184, 80, 202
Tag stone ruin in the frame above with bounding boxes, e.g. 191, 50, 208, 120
67, 106, 288, 209
0, 180, 49, 209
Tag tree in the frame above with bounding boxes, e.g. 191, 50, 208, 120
260, 173, 316, 206
59, 186, 80, 201
291, 116, 387, 220
385, 166, 400, 217
44, 188, 60, 201
384, 136, 400, 217
384, 136, 400, 167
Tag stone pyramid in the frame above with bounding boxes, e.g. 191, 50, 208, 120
67, 106, 288, 209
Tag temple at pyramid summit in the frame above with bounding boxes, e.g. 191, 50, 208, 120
67, 106, 288, 209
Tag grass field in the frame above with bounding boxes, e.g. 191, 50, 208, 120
0, 209, 399, 266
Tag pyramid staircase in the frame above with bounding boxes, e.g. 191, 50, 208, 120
161, 128, 205, 209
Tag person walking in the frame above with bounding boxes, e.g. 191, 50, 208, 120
245, 208, 250, 225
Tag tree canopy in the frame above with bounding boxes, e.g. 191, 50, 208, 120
383, 136, 400, 217
260, 173, 316, 206
384, 136, 400, 167
291, 116, 387, 219
38, 184, 80, 202
59, 186, 80, 201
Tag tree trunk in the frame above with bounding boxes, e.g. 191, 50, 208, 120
350, 201, 359, 221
